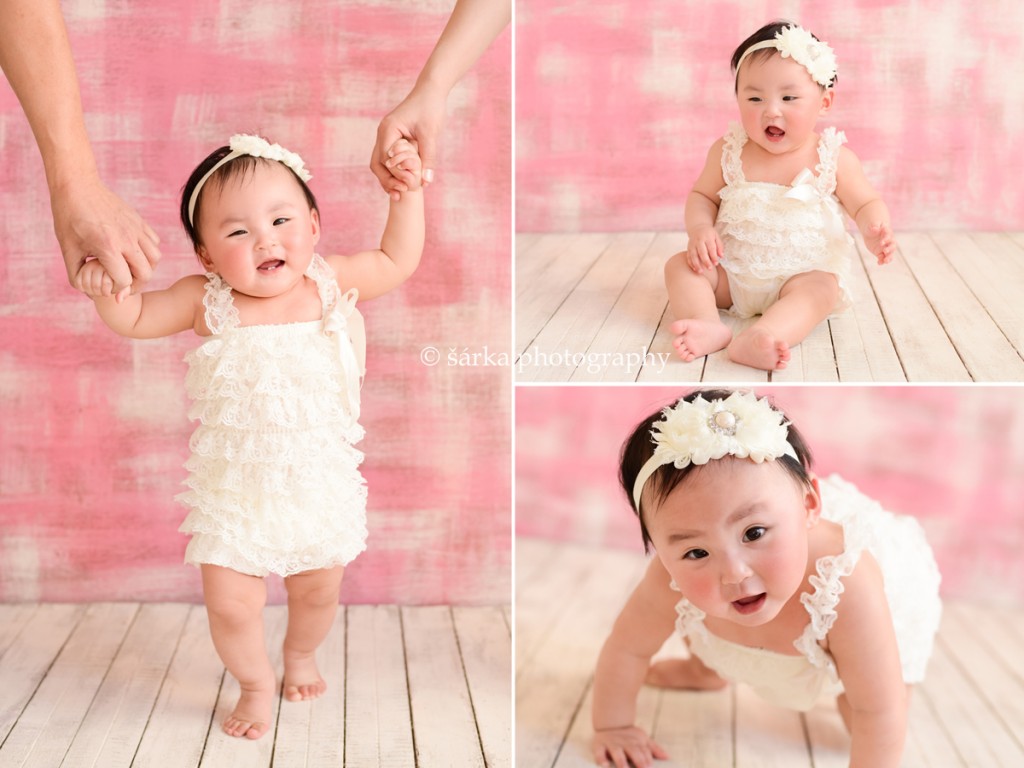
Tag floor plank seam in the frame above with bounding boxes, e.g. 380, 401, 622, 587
398, 608, 420, 768
449, 607, 489, 767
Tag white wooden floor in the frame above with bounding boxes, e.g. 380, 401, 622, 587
515, 231, 1024, 382
0, 602, 510, 768
516, 537, 1024, 768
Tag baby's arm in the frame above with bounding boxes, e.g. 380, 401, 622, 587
684, 139, 726, 273
326, 139, 425, 300
88, 265, 204, 338
835, 147, 895, 265
591, 558, 678, 768
827, 552, 908, 768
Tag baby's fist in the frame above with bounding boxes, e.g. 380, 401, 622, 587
866, 222, 895, 265
384, 138, 423, 194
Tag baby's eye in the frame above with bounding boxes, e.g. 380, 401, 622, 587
783, 95, 798, 101
273, 217, 290, 226
748, 97, 762, 103
743, 526, 767, 543
683, 548, 709, 561
228, 229, 247, 237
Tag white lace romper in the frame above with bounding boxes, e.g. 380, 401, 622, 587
177, 254, 368, 577
673, 474, 942, 711
716, 122, 856, 318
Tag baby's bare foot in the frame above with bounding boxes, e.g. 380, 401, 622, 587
670, 319, 732, 362
283, 648, 327, 702
645, 657, 729, 690
728, 327, 791, 370
223, 678, 275, 739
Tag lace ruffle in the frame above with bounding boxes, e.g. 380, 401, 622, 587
180, 254, 367, 576
721, 123, 747, 186
813, 127, 846, 195
202, 273, 240, 334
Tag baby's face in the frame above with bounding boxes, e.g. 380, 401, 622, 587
645, 457, 820, 627
196, 161, 319, 298
735, 52, 833, 156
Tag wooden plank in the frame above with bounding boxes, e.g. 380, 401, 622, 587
0, 603, 137, 767
571, 232, 683, 383
132, 605, 226, 768
733, 684, 813, 766
935, 232, 1024, 358
839, 241, 905, 381
802, 698, 850, 768
0, 603, 37, 656
861, 239, 970, 381
198, 605, 289, 768
899, 233, 1024, 380
344, 605, 416, 767
523, 232, 654, 382
516, 548, 646, 768
516, 233, 614, 356
515, 537, 560, 593
403, 606, 484, 768
916, 624, 1024, 766
940, 603, 1024, 749
652, 687, 734, 768
61, 603, 192, 768
272, 608, 346, 768
0, 604, 85, 745
516, 543, 613, 675
453, 606, 512, 768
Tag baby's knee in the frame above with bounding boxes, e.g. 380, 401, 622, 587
664, 251, 690, 283
206, 592, 265, 626
787, 271, 839, 309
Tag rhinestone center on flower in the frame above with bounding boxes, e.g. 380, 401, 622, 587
708, 410, 739, 436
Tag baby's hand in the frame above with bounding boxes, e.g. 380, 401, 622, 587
686, 226, 724, 273
591, 726, 668, 768
383, 138, 423, 195
76, 259, 130, 302
864, 222, 896, 265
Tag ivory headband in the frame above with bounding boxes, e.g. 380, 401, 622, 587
632, 391, 799, 511
734, 25, 838, 87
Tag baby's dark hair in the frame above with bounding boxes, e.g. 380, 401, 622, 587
179, 143, 320, 253
731, 20, 837, 91
619, 388, 814, 552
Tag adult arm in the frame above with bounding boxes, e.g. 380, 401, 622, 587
370, 0, 511, 198
0, 0, 160, 295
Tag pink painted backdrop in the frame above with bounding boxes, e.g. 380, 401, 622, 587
0, 0, 511, 605
517, 0, 1024, 232
516, 386, 1024, 606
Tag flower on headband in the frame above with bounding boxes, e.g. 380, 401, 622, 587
649, 392, 795, 469
773, 25, 837, 87
229, 134, 312, 182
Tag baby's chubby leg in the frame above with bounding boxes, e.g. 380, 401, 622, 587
728, 270, 839, 371
201, 565, 276, 740
664, 252, 733, 362
282, 565, 345, 702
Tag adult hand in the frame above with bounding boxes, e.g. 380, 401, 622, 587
371, 82, 446, 201
53, 175, 161, 298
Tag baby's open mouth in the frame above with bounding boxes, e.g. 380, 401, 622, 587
732, 593, 767, 614
765, 126, 785, 139
258, 259, 285, 272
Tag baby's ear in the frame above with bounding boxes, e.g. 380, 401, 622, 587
819, 88, 835, 115
196, 245, 214, 272
803, 473, 823, 528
